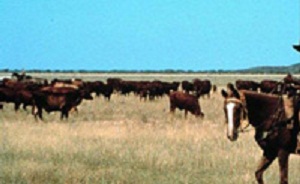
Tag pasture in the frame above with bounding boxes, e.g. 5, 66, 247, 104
1, 73, 300, 184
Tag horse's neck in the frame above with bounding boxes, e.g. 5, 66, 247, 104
244, 92, 282, 129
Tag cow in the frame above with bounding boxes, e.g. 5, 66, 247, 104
97, 84, 113, 100
137, 81, 179, 101
0, 87, 18, 110
235, 80, 260, 91
181, 80, 194, 94
169, 91, 204, 118
107, 77, 122, 92
51, 78, 85, 89
0, 81, 43, 111
260, 80, 285, 94
193, 79, 212, 98
14, 89, 35, 111
85, 81, 114, 101
32, 87, 93, 120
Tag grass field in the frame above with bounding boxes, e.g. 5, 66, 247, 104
1, 73, 300, 184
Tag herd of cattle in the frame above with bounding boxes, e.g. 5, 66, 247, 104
0, 72, 213, 120
1, 72, 300, 121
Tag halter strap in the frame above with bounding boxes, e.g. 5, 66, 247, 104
225, 97, 250, 132
225, 98, 243, 104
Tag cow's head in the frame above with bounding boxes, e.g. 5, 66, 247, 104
80, 90, 93, 100
194, 108, 204, 118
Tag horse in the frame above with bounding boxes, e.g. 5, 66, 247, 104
221, 86, 300, 184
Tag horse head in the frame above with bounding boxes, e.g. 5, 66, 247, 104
221, 83, 246, 141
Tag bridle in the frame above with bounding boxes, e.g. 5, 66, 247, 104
224, 97, 250, 133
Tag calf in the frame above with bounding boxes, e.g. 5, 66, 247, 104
169, 91, 204, 118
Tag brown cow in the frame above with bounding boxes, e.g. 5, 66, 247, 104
193, 79, 212, 98
181, 80, 194, 94
32, 87, 93, 120
169, 91, 204, 118
235, 80, 260, 91
260, 80, 285, 94
0, 81, 42, 111
0, 87, 19, 110
107, 77, 122, 92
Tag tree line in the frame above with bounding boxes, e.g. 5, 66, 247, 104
1, 63, 300, 74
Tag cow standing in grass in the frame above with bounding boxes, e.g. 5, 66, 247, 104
32, 87, 93, 120
169, 91, 204, 118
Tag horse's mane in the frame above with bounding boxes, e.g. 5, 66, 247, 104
239, 90, 286, 128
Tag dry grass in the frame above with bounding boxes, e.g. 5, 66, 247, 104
1, 74, 300, 184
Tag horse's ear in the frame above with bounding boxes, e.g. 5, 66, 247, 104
227, 83, 235, 91
221, 89, 228, 98
233, 89, 240, 99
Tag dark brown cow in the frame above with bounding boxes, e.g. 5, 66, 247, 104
181, 80, 194, 94
169, 91, 204, 118
0, 79, 45, 111
32, 87, 93, 120
222, 86, 300, 184
0, 87, 18, 110
260, 80, 284, 94
107, 77, 122, 92
86, 81, 114, 101
15, 89, 35, 111
98, 84, 113, 100
137, 81, 179, 101
235, 80, 260, 91
193, 79, 212, 98
118, 81, 137, 95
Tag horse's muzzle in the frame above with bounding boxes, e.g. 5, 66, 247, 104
227, 133, 238, 141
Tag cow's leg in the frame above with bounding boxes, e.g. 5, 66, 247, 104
184, 110, 188, 118
60, 111, 65, 120
23, 104, 27, 111
255, 153, 276, 184
65, 111, 69, 119
170, 104, 176, 114
36, 107, 43, 121
14, 102, 20, 111
61, 109, 69, 120
278, 149, 290, 184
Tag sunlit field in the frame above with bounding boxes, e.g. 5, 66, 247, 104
1, 73, 300, 184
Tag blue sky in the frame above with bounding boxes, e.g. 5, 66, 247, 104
1, 1, 299, 71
